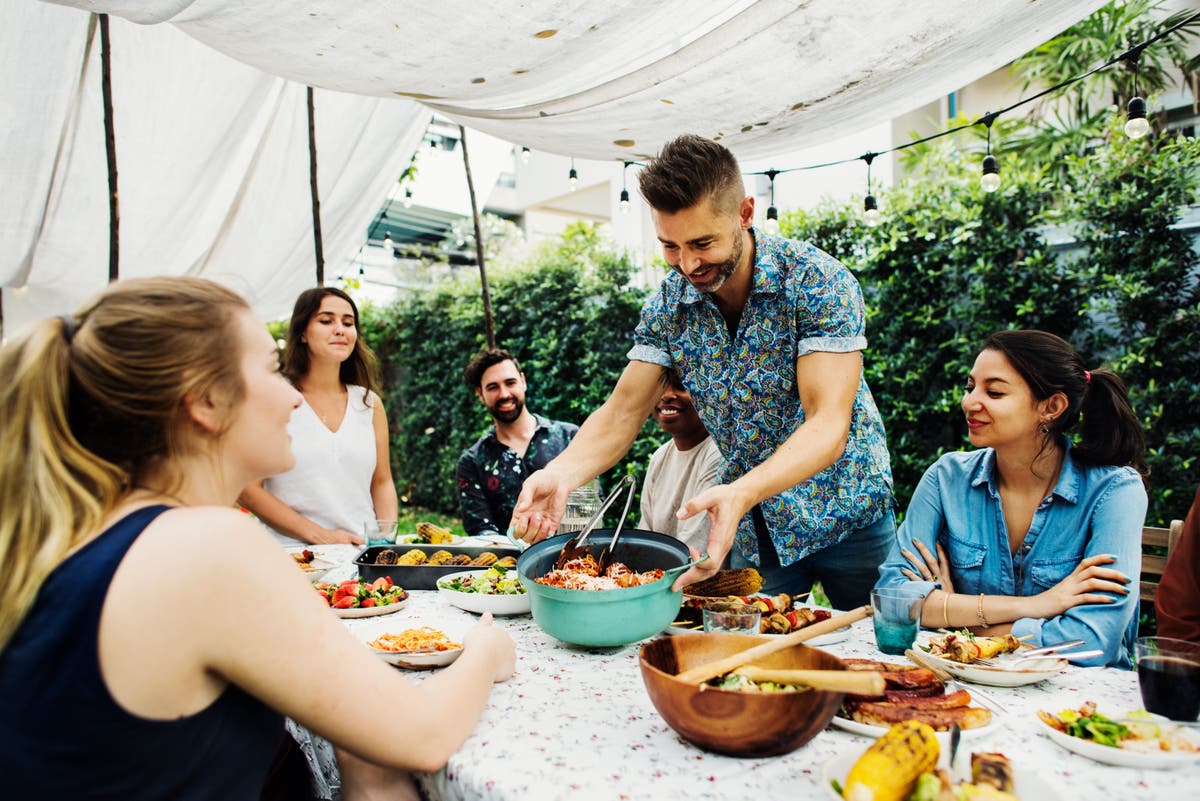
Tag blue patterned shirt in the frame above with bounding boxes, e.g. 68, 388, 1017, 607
456, 415, 578, 537
628, 230, 893, 565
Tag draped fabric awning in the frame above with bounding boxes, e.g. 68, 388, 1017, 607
2, 0, 1106, 333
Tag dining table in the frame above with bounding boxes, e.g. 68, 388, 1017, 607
302, 543, 1196, 801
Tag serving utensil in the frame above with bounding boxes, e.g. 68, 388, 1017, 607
975, 649, 1101, 668
596, 476, 637, 574
905, 647, 953, 681
553, 475, 636, 570
674, 605, 873, 685
731, 666, 886, 695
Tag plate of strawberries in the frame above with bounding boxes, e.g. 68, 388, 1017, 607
314, 577, 409, 618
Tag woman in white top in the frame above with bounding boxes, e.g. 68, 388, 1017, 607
239, 288, 397, 546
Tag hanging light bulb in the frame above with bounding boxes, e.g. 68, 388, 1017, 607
980, 154, 1001, 193
382, 232, 394, 252
1125, 96, 1151, 139
403, 187, 413, 208
520, 146, 532, 164
619, 188, 630, 213
764, 206, 780, 235
568, 158, 578, 192
619, 161, 632, 214
863, 194, 881, 227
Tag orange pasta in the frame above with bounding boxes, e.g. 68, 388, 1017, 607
368, 627, 461, 652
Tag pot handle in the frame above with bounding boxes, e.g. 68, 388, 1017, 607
662, 552, 710, 583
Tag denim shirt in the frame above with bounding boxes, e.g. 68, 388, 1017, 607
628, 230, 893, 565
875, 442, 1147, 668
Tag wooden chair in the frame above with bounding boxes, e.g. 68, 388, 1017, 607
1140, 519, 1185, 603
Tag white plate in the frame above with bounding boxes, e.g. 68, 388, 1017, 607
822, 744, 1060, 801
369, 644, 463, 669
333, 597, 409, 619
396, 532, 466, 545
913, 636, 1066, 687
1037, 710, 1200, 769
437, 570, 531, 616
830, 711, 997, 742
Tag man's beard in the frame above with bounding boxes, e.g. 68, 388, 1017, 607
489, 397, 524, 424
680, 229, 742, 293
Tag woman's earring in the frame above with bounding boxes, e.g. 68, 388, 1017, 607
1040, 423, 1050, 434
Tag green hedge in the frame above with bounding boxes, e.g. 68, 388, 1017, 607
361, 223, 659, 515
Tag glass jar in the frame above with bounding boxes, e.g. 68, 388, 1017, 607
559, 480, 602, 534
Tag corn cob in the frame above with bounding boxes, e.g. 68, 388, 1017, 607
843, 721, 939, 801
416, 521, 455, 544
374, 549, 399, 565
682, 568, 763, 598
470, 552, 499, 567
448, 554, 472, 566
397, 549, 427, 566
426, 550, 454, 566
495, 556, 517, 568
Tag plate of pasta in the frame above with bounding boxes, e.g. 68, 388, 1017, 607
365, 627, 463, 669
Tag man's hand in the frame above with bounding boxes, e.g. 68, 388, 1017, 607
669, 484, 752, 590
509, 469, 572, 545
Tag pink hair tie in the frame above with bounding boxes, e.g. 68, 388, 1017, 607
1084, 370, 1091, 383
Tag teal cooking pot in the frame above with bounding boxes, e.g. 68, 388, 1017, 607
517, 529, 704, 647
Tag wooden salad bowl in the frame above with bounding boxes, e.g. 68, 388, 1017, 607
639, 633, 846, 757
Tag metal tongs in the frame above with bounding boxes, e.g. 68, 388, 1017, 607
553, 475, 637, 571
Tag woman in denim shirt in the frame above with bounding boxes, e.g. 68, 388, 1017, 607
876, 330, 1148, 668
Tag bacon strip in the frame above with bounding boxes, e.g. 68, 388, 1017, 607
849, 702, 992, 731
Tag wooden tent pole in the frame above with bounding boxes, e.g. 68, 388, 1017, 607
307, 86, 325, 286
458, 125, 495, 349
98, 14, 119, 282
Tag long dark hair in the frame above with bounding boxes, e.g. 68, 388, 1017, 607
980, 329, 1148, 477
281, 287, 379, 399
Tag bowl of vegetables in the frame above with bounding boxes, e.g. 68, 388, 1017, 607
437, 566, 530, 615
638, 632, 846, 757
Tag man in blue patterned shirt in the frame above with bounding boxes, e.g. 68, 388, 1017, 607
457, 348, 579, 538
510, 135, 894, 609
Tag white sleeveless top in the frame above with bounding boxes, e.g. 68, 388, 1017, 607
264, 385, 378, 546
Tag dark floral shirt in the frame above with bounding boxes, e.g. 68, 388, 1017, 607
628, 228, 894, 565
456, 414, 579, 537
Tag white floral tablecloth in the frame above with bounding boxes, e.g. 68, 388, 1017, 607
307, 544, 1195, 801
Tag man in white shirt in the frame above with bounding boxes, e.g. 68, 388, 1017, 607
639, 370, 722, 555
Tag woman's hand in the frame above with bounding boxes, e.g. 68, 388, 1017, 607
462, 612, 516, 682
900, 540, 954, 595
312, 526, 365, 546
1026, 554, 1130, 619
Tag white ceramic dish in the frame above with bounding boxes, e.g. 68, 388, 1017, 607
830, 712, 997, 742
333, 597, 409, 619
822, 744, 1060, 801
1037, 710, 1200, 769
913, 636, 1066, 687
369, 644, 463, 669
437, 570, 531, 616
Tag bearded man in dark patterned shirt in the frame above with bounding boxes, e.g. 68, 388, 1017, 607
456, 348, 578, 538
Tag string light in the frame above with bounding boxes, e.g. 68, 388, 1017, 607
620, 161, 632, 214
568, 158, 578, 191
1124, 46, 1151, 139
861, 153, 881, 226
403, 187, 413, 208
763, 169, 780, 235
520, 145, 532, 164
980, 112, 1000, 193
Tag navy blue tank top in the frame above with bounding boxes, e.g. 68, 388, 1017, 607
0, 505, 283, 798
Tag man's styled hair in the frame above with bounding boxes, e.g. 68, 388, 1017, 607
637, 134, 745, 215
463, 347, 521, 390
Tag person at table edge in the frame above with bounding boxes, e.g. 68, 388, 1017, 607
1156, 483, 1200, 643
509, 133, 894, 607
457, 347, 579, 538
876, 330, 1146, 668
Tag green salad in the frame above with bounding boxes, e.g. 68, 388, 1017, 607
441, 566, 526, 595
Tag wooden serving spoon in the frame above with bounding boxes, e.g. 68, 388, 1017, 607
674, 604, 874, 685
730, 666, 886, 695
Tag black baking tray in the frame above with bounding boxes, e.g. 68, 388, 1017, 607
355, 543, 521, 591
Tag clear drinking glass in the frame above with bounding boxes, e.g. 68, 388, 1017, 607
702, 602, 762, 634
871, 587, 926, 656
558, 480, 602, 534
364, 520, 398, 547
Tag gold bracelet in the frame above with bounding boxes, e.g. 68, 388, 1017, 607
942, 592, 951, 629
977, 593, 990, 628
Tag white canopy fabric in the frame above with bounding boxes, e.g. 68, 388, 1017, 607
4, 0, 1106, 333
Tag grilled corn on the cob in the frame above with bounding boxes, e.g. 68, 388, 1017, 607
682, 568, 763, 598
416, 521, 455, 544
397, 549, 427, 566
426, 550, 454, 566
470, 552, 499, 567
843, 721, 939, 801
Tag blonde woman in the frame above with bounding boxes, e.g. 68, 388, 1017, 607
0, 277, 514, 800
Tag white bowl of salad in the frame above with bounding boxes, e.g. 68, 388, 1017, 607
437, 566, 531, 616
